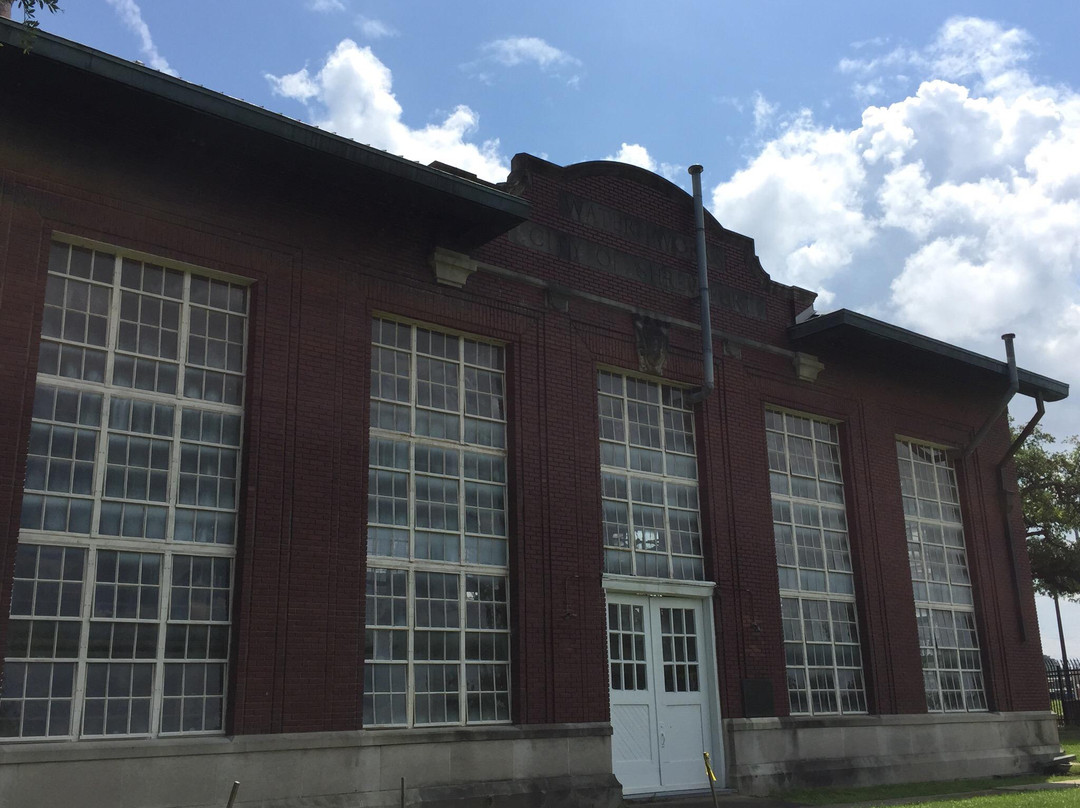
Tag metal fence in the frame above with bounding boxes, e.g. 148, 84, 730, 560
1045, 655, 1080, 724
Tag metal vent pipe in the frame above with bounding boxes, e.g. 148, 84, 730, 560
687, 165, 714, 403
960, 334, 1019, 460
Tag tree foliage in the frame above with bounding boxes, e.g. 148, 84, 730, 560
1014, 425, 1080, 600
6, 1, 60, 30
3, 1, 60, 52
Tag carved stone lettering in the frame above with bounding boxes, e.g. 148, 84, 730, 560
559, 192, 694, 261
506, 221, 767, 319
714, 286, 768, 320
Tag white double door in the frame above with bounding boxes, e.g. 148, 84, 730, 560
606, 592, 720, 794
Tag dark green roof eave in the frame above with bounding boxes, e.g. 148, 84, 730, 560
789, 309, 1069, 402
0, 20, 529, 227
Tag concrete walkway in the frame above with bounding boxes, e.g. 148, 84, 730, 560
624, 789, 804, 808
623, 779, 1080, 808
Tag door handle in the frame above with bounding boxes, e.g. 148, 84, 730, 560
660, 730, 665, 748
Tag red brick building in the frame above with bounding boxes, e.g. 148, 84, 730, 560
0, 22, 1068, 807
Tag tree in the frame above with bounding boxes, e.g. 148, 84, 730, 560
1014, 425, 1080, 695
1, 1, 60, 51
2, 1, 59, 26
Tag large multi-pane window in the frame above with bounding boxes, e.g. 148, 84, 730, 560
766, 409, 866, 715
365, 318, 510, 727
1, 240, 246, 740
897, 440, 986, 712
598, 371, 703, 581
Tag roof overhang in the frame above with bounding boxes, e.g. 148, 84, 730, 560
0, 20, 529, 250
789, 309, 1068, 402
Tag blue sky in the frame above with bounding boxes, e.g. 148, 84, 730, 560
30, 1, 1080, 666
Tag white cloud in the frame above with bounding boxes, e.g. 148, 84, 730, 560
752, 92, 778, 132
266, 68, 320, 103
851, 36, 889, 51
471, 37, 582, 86
838, 46, 922, 78
266, 40, 507, 183
852, 80, 884, 101
105, 0, 177, 76
929, 15, 1033, 95
604, 143, 683, 183
606, 143, 656, 172
357, 16, 397, 39
712, 112, 874, 298
715, 95, 745, 114
711, 16, 1080, 436
483, 36, 580, 69
307, 0, 345, 11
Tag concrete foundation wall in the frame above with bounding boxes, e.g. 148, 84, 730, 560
726, 711, 1061, 795
0, 723, 621, 808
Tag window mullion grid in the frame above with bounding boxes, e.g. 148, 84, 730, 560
66, 544, 99, 739
165, 273, 193, 545
367, 321, 508, 728
102, 253, 123, 394
770, 410, 864, 716
826, 592, 859, 712
602, 374, 701, 580
659, 479, 672, 578
148, 551, 173, 737
408, 441, 417, 564
454, 339, 469, 723
657, 397, 672, 579
403, 439, 417, 726
620, 382, 637, 575
619, 473, 633, 573
900, 440, 984, 713
407, 568, 416, 728
74, 390, 113, 737
89, 257, 125, 541
164, 405, 182, 544
456, 563, 466, 726
10, 248, 246, 741
409, 326, 418, 440
457, 339, 466, 573
795, 598, 812, 715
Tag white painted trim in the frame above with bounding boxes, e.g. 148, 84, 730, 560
602, 574, 715, 599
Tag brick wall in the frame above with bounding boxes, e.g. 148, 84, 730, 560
0, 82, 1048, 743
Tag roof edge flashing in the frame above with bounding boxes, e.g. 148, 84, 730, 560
789, 309, 1068, 403
0, 19, 528, 220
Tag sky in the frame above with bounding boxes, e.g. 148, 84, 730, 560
27, 2, 1080, 666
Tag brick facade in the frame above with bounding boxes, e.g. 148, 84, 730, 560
0, 22, 1063, 806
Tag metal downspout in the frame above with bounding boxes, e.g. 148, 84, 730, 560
958, 333, 1042, 642
998, 390, 1045, 642
687, 165, 714, 404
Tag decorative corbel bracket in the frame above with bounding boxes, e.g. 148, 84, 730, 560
634, 315, 670, 376
793, 351, 824, 383
430, 247, 477, 289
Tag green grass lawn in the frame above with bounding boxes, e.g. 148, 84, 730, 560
779, 776, 1061, 806
775, 727, 1080, 806
884, 792, 1080, 808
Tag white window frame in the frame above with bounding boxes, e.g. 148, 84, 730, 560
766, 407, 867, 716
2, 235, 248, 741
365, 317, 511, 728
897, 437, 987, 713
